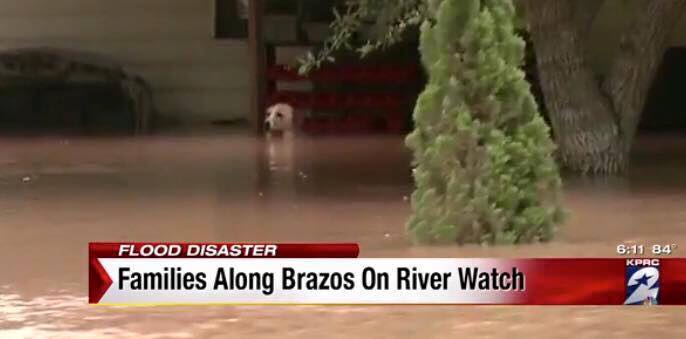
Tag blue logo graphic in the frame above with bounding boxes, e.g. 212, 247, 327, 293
625, 259, 660, 305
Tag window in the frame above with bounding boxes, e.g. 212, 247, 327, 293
213, 0, 341, 40
265, 0, 297, 15
214, 0, 248, 39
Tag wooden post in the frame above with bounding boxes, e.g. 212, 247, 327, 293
248, 0, 266, 133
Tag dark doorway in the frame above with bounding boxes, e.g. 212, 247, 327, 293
640, 47, 686, 132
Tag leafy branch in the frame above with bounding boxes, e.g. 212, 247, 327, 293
297, 0, 428, 74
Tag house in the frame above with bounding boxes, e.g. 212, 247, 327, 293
0, 0, 251, 127
1, 0, 685, 132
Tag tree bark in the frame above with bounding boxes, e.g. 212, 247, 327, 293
523, 0, 686, 175
573, 0, 605, 43
602, 0, 686, 148
523, 0, 624, 174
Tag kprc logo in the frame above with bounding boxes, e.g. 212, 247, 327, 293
624, 259, 660, 305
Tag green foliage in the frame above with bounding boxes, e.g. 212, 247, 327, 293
406, 0, 564, 245
297, 0, 527, 74
298, 0, 425, 74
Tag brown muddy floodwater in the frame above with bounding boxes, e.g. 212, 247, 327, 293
1, 129, 686, 338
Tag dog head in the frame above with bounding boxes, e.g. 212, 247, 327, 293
264, 103, 294, 133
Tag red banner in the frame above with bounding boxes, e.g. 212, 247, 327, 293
88, 245, 686, 306
518, 258, 686, 305
89, 242, 360, 258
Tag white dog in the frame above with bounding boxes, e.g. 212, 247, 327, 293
264, 103, 295, 135
260, 103, 303, 201
264, 103, 298, 175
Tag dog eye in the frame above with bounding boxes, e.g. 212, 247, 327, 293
276, 113, 283, 119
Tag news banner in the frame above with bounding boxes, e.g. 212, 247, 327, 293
89, 243, 686, 306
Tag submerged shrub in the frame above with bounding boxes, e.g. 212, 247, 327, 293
406, 0, 564, 245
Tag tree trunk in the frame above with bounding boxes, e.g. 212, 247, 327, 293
523, 0, 686, 175
602, 0, 686, 148
523, 0, 624, 174
572, 0, 605, 43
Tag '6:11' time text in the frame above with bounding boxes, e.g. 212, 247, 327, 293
616, 244, 678, 256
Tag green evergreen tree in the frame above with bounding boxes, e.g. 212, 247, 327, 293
405, 0, 564, 245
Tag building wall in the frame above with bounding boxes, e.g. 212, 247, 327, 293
0, 0, 249, 124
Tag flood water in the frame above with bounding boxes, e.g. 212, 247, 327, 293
1, 129, 686, 338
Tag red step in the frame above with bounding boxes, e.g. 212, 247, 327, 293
269, 92, 405, 110
267, 64, 419, 83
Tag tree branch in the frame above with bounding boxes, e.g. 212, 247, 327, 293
297, 0, 425, 74
602, 0, 686, 145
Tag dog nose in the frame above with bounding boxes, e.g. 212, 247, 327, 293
263, 121, 271, 131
